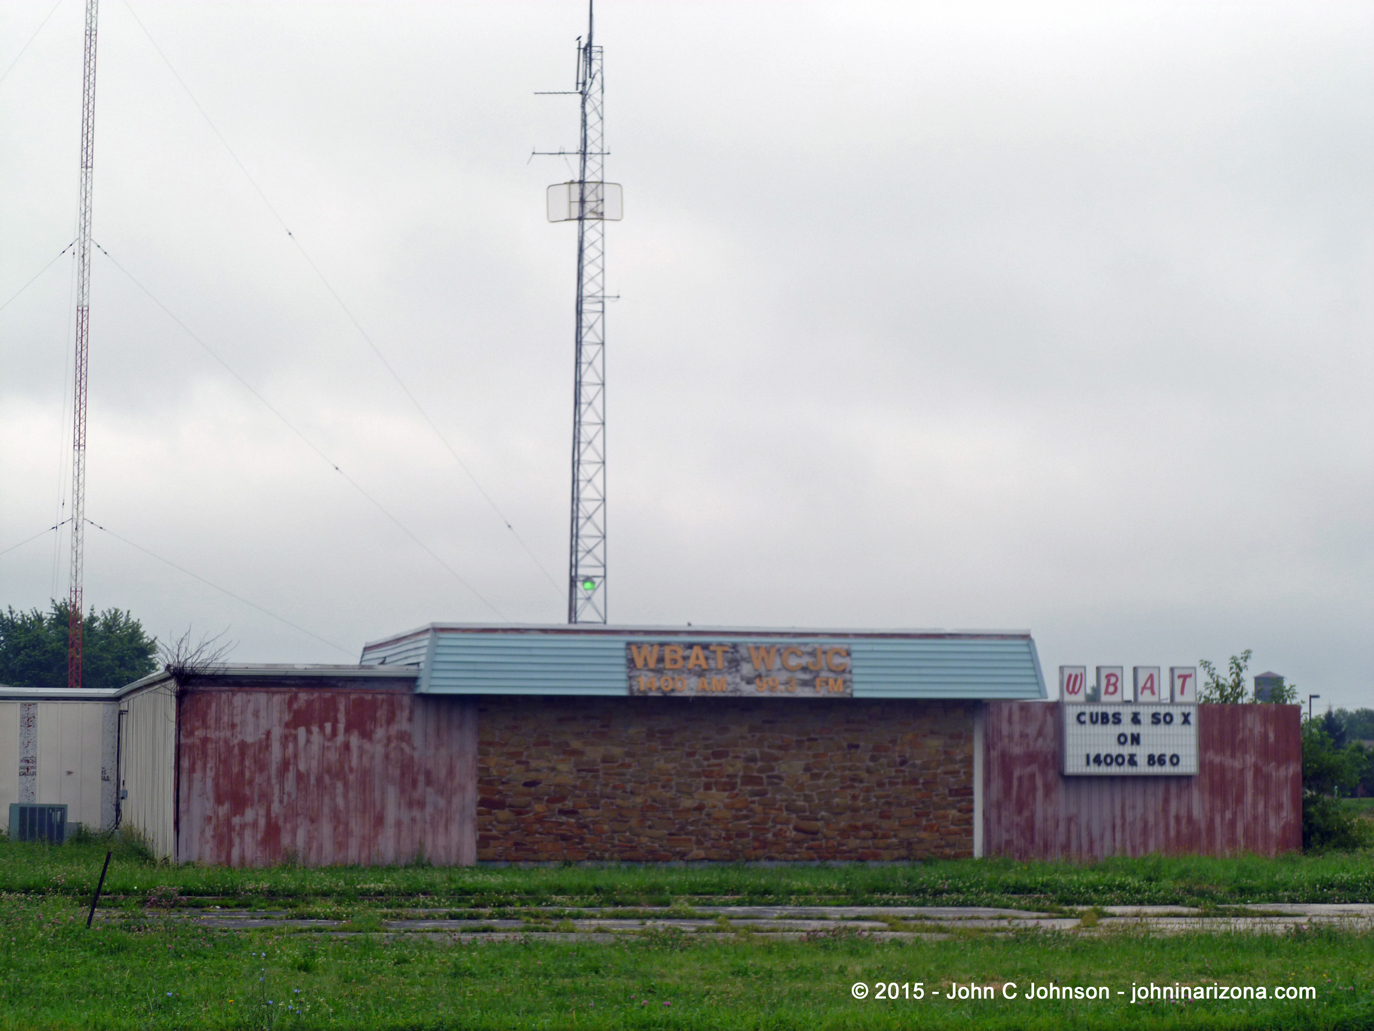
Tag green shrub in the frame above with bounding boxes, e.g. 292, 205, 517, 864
65, 823, 100, 846
113, 826, 157, 864
1302, 718, 1373, 851
1303, 794, 1374, 851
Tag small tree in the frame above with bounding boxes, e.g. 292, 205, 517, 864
1319, 710, 1348, 748
1301, 717, 1372, 850
1198, 650, 1252, 704
158, 629, 233, 686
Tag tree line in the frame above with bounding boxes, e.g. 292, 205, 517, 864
0, 600, 157, 689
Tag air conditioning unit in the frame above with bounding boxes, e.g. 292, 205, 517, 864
8, 804, 68, 843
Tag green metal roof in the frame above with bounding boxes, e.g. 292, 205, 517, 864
361, 625, 1046, 700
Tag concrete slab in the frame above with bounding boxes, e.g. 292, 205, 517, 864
1101, 906, 1203, 916
695, 906, 1048, 920
387, 929, 535, 934
84, 903, 1374, 941
1254, 904, 1374, 916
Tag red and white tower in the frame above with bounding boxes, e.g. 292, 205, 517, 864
68, 0, 100, 688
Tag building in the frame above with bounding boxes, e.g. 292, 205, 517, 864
2, 624, 1302, 864
361, 624, 1044, 864
0, 685, 119, 836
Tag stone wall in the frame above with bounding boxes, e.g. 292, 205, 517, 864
476, 697, 975, 862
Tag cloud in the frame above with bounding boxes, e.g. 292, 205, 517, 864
1, 1, 1370, 705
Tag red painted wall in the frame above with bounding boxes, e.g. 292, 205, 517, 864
176, 682, 477, 867
983, 702, 1301, 859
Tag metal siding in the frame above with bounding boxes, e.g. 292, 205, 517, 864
122, 684, 177, 861
0, 704, 16, 818
82, 702, 107, 828
1027, 637, 1047, 698
101, 702, 117, 831
359, 630, 431, 670
972, 704, 985, 858
178, 686, 477, 867
851, 639, 1046, 698
34, 701, 111, 830
983, 701, 1301, 859
411, 630, 1046, 699
419, 628, 438, 693
46, 703, 109, 830
427, 634, 625, 695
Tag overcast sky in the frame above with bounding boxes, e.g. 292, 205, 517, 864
1, 1, 1370, 705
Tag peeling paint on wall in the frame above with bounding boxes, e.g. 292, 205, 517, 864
178, 686, 476, 867
101, 702, 117, 830
983, 701, 1301, 859
18, 703, 36, 804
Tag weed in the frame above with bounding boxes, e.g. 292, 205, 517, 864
1077, 906, 1107, 929
797, 924, 876, 945
341, 910, 383, 934
113, 826, 157, 864
638, 924, 690, 950
407, 843, 432, 869
293, 948, 319, 973
66, 823, 100, 846
144, 884, 182, 909
245, 949, 283, 1031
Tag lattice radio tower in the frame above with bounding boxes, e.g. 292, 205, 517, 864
536, 0, 622, 624
68, 0, 100, 688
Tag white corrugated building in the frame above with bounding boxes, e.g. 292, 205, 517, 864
1, 678, 176, 849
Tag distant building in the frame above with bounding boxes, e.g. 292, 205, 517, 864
1254, 671, 1285, 702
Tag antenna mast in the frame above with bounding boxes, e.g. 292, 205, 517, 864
536, 2, 621, 623
537, 1, 621, 624
68, 0, 99, 687
568, 2, 607, 624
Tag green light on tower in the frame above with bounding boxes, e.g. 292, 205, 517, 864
582, 579, 597, 592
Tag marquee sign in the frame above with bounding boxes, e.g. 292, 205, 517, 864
1059, 665, 1198, 704
626, 642, 853, 698
1062, 704, 1199, 776
1059, 664, 1199, 776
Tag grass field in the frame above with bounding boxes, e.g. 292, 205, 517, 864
4, 895, 1374, 1031
8, 837, 1374, 910
6, 894, 1374, 1031
1343, 797, 1374, 819
3, 838, 1374, 1029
